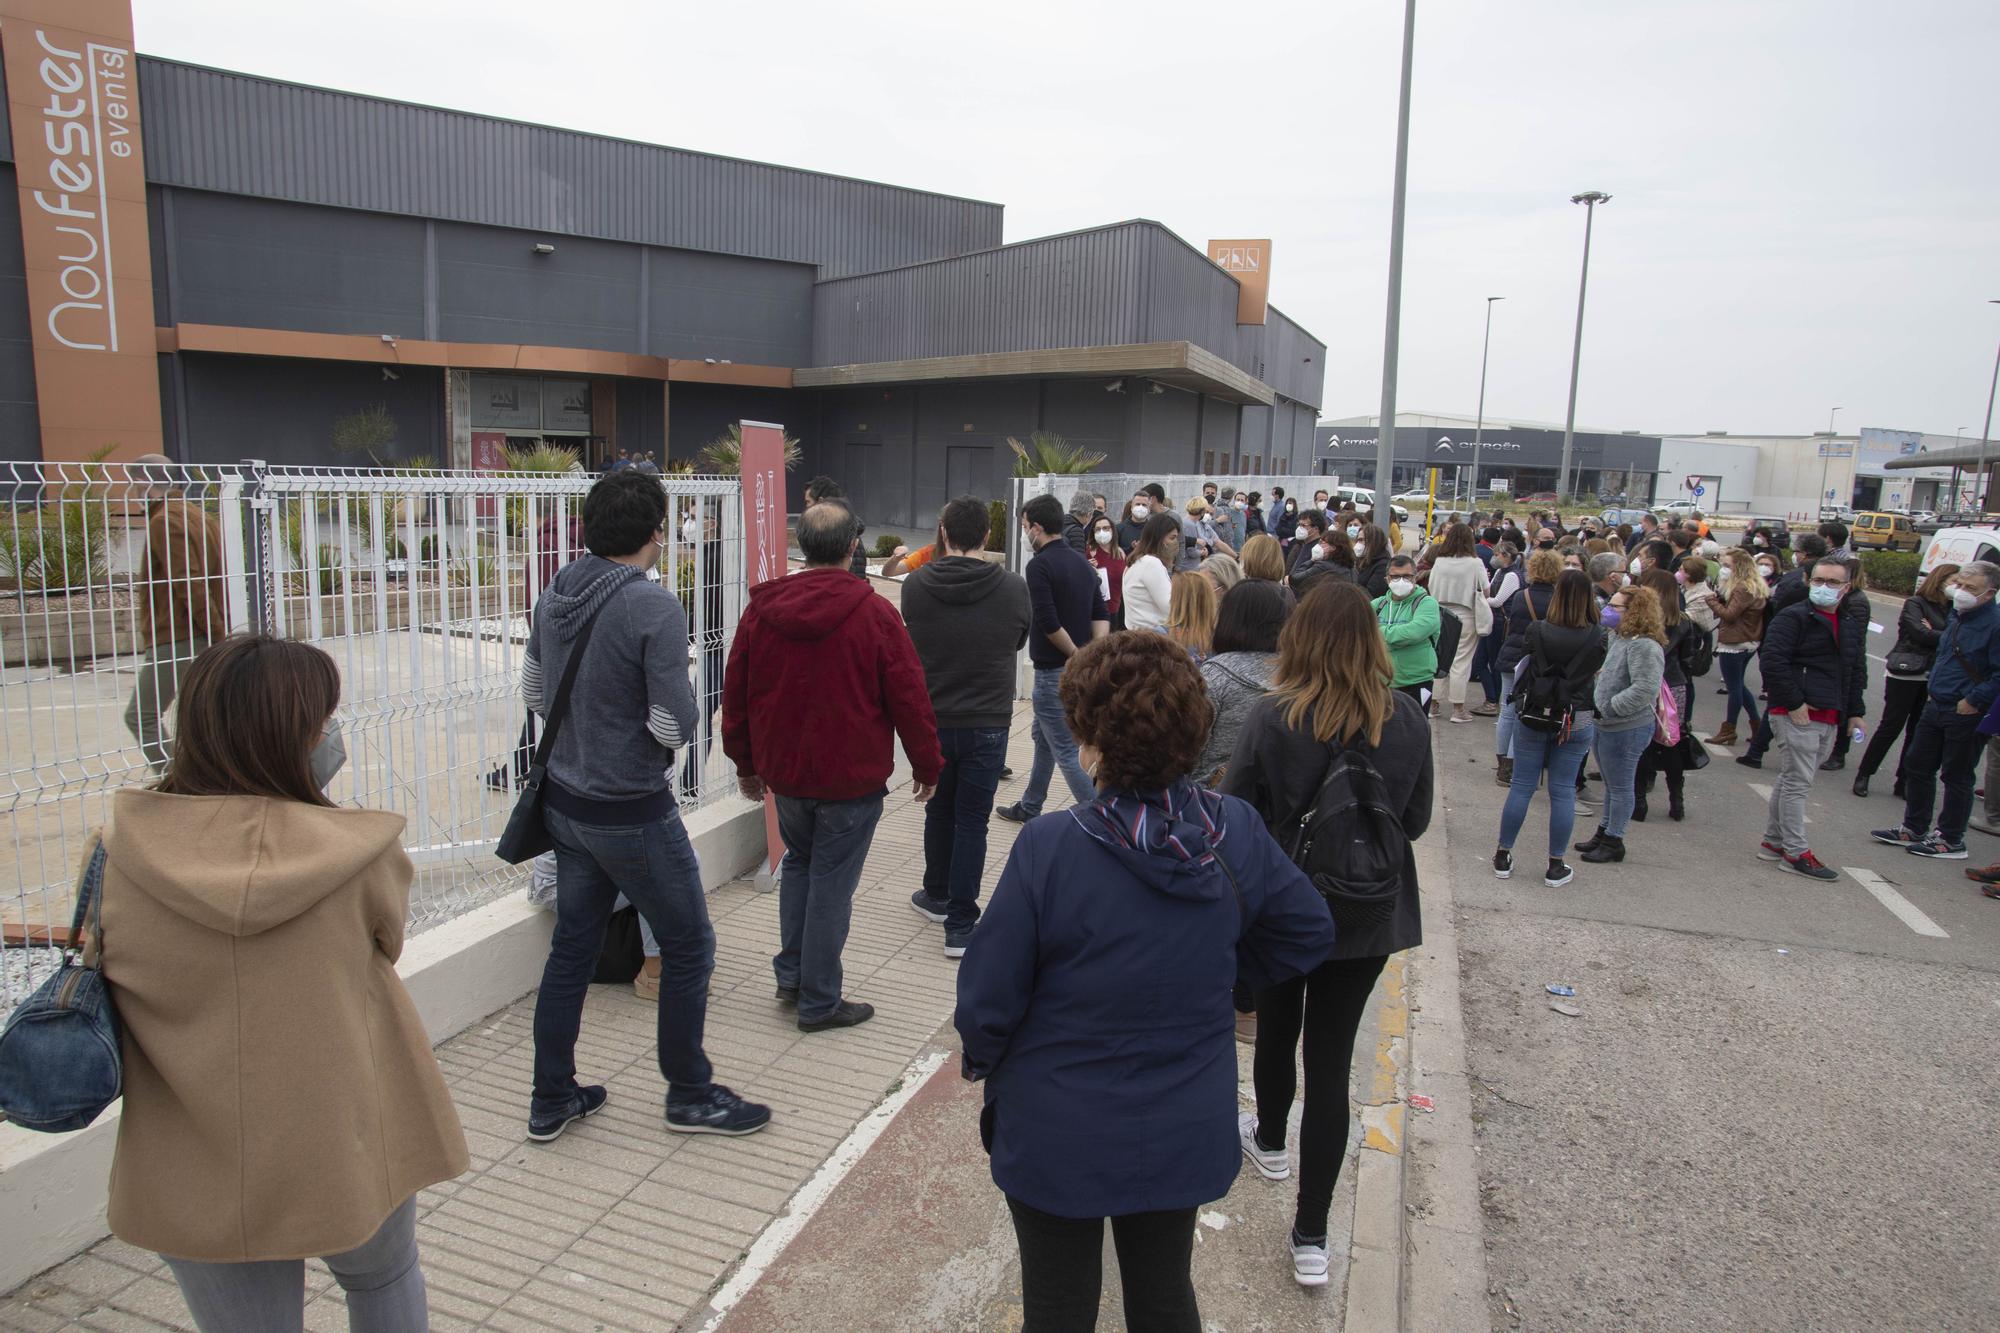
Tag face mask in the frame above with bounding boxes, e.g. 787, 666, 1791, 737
681, 517, 698, 544
1311, 543, 1326, 561
1094, 528, 1113, 547
1675, 570, 1688, 585
1808, 584, 1843, 608
1346, 525, 1361, 539
1602, 607, 1623, 628
1284, 503, 1297, 514
1234, 499, 1248, 510
1753, 537, 1767, 548
1758, 565, 1777, 580
1628, 557, 1642, 577
1297, 526, 1312, 541
1952, 587, 1983, 612
1132, 505, 1150, 520
1389, 578, 1415, 598
311, 718, 347, 790
1538, 540, 1556, 550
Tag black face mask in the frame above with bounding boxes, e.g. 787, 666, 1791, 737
1538, 540, 1556, 550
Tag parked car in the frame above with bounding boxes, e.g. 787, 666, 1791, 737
1921, 526, 2000, 578
1851, 510, 1923, 552
1819, 504, 1856, 523
1662, 499, 1704, 516
1907, 509, 1939, 527
1600, 506, 1655, 529
1326, 484, 1409, 525
1737, 515, 1794, 551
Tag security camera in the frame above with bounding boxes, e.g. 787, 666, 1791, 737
381, 367, 399, 381
1104, 379, 1126, 393
1148, 382, 1165, 395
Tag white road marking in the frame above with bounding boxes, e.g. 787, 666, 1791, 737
1844, 867, 1949, 938
695, 1049, 950, 1330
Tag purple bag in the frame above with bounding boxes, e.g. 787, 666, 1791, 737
1652, 680, 1682, 747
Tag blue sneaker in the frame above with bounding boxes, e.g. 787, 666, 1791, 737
527, 1084, 607, 1142
1908, 832, 1969, 860
666, 1084, 772, 1136
1870, 826, 1919, 848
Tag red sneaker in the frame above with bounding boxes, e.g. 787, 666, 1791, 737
1757, 841, 1785, 861
1983, 882, 2000, 900
1966, 864, 2000, 885
1779, 849, 1838, 880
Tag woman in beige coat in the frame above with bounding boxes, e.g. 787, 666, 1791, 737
101, 634, 467, 1331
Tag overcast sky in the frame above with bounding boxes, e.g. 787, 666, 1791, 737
134, 0, 1999, 440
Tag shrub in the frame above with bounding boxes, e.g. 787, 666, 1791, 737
1860, 550, 1919, 596
1007, 432, 1105, 478
986, 500, 1007, 553
420, 534, 441, 564
872, 533, 903, 558
699, 424, 803, 474
0, 503, 110, 594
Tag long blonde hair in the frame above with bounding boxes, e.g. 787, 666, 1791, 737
1168, 571, 1217, 657
1722, 549, 1769, 606
1271, 582, 1396, 746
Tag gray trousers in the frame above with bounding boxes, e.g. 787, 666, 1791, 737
163, 1197, 427, 1332
123, 637, 213, 773
1763, 713, 1836, 857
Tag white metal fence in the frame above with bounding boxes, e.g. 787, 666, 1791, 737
0, 459, 744, 1012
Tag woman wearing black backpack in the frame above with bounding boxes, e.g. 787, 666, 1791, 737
1221, 581, 1433, 1288
1493, 571, 1609, 887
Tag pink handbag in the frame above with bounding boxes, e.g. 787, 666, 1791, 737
1652, 679, 1682, 746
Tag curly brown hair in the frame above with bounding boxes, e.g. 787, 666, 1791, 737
1060, 632, 1213, 791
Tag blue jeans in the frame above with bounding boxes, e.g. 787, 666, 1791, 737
1471, 627, 1505, 704
1900, 701, 1983, 841
165, 1197, 425, 1333
1596, 724, 1655, 837
1019, 667, 1095, 816
922, 726, 1010, 931
775, 791, 886, 1021
534, 804, 714, 1114
1719, 650, 1760, 730
1495, 665, 1521, 759
1498, 719, 1597, 859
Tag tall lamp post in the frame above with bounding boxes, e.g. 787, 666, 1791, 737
1372, 0, 1417, 527
1973, 299, 2000, 514
1557, 191, 1611, 503
1816, 406, 1844, 518
1471, 296, 1503, 505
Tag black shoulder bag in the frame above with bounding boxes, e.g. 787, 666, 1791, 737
496, 602, 613, 864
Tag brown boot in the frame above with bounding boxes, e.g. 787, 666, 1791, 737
1706, 724, 1738, 747
1495, 757, 1514, 788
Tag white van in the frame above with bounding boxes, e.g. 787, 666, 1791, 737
1918, 525, 2000, 578
1324, 485, 1410, 525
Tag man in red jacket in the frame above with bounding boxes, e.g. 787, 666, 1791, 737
722, 501, 943, 1032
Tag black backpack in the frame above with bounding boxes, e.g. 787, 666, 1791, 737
1514, 641, 1580, 739
1286, 744, 1410, 927
1686, 626, 1717, 678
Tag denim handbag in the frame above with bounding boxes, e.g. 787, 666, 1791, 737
496, 599, 610, 864
0, 835, 122, 1133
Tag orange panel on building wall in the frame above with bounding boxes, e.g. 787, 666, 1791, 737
1, 0, 163, 461
1207, 238, 1272, 326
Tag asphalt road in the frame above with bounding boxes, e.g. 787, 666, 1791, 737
1438, 590, 2000, 1329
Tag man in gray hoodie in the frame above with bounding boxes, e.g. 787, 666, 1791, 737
901, 497, 1033, 956
520, 469, 770, 1142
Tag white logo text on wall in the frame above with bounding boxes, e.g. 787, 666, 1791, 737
29, 28, 133, 352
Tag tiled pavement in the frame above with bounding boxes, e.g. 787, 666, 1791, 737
0, 719, 1035, 1333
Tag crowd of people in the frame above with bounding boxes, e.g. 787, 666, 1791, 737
78, 463, 2000, 1330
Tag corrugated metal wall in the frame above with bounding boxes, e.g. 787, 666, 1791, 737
124, 58, 1001, 278
812, 223, 1154, 363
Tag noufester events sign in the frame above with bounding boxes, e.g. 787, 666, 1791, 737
1, 0, 163, 461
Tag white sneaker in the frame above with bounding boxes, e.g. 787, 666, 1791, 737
1290, 1232, 1330, 1287
1238, 1111, 1290, 1180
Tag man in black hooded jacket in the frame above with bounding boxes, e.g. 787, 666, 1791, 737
901, 496, 1032, 956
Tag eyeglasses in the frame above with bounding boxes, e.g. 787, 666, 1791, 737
1808, 576, 1848, 589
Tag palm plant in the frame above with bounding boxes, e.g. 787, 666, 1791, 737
330, 404, 400, 467
504, 443, 580, 534
1007, 432, 1105, 478
699, 424, 802, 475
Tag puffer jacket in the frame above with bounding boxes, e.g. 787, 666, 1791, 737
1594, 633, 1666, 732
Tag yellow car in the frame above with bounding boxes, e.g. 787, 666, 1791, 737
1852, 511, 1922, 552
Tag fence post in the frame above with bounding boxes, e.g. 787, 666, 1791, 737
231, 458, 272, 634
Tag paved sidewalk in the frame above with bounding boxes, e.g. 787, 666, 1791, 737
0, 708, 1417, 1332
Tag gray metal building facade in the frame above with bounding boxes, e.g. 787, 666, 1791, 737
0, 54, 1326, 525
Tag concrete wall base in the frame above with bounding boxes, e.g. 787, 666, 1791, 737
0, 796, 766, 1294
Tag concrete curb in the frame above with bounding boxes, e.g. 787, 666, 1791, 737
0, 796, 768, 1295
1343, 951, 1409, 1329
1400, 755, 1492, 1328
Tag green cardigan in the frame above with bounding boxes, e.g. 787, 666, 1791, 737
1373, 589, 1442, 686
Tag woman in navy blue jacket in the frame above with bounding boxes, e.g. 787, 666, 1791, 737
954, 632, 1335, 1331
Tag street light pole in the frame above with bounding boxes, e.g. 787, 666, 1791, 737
1471, 296, 1503, 506
1816, 406, 1844, 518
1372, 0, 1417, 527
1973, 299, 2000, 514
1557, 191, 1610, 504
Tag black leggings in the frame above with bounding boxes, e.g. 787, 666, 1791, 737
1006, 1197, 1199, 1332
1858, 676, 1928, 781
1254, 953, 1389, 1239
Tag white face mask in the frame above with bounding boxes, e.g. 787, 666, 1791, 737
1628, 557, 1642, 577
1132, 504, 1150, 520
681, 517, 698, 543
1094, 528, 1113, 548
1388, 577, 1415, 598
1952, 586, 1984, 612
1234, 499, 1247, 510
1297, 526, 1312, 541
1758, 564, 1777, 580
